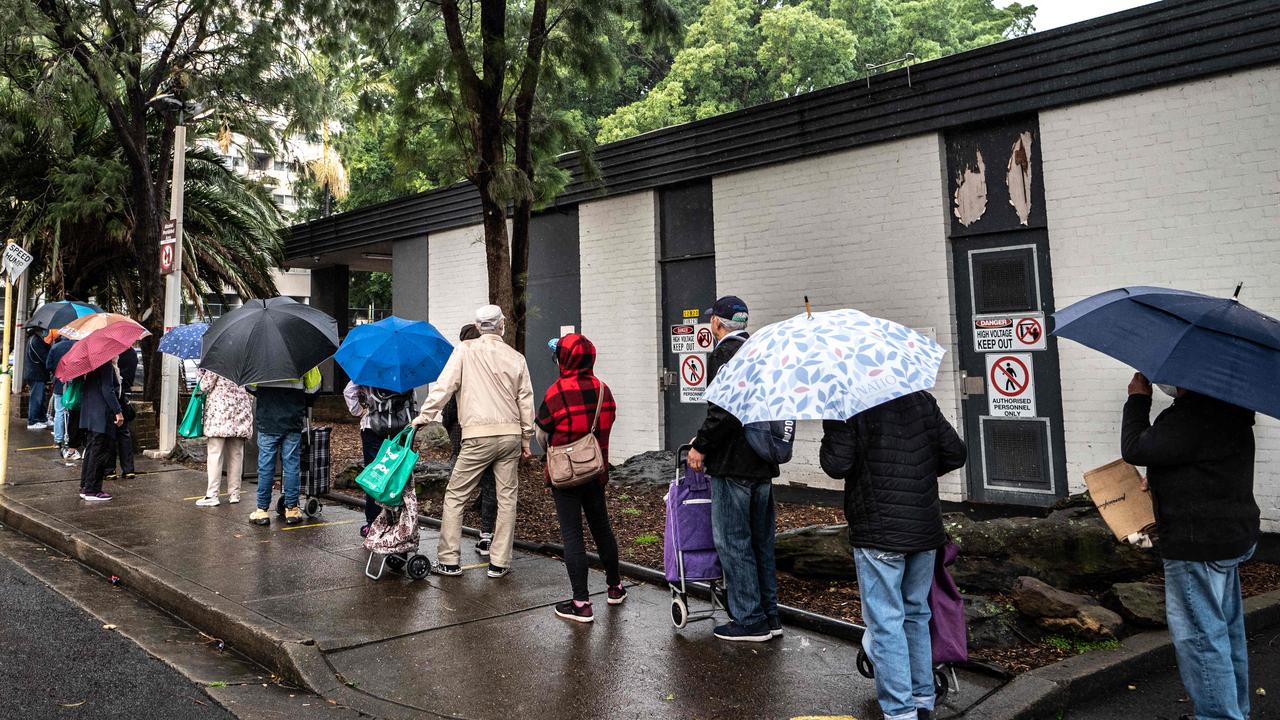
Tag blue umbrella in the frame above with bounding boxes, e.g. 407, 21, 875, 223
1053, 286, 1280, 419
335, 316, 453, 393
158, 323, 209, 360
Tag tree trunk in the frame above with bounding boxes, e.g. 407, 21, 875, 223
510, 200, 530, 354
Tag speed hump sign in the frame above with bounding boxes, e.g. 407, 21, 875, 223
985, 353, 1036, 417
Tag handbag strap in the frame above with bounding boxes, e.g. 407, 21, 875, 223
589, 383, 605, 433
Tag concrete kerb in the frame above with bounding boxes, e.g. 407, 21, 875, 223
966, 588, 1280, 720
0, 494, 389, 717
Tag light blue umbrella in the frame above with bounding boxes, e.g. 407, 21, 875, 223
158, 323, 209, 360
335, 316, 453, 393
704, 309, 946, 424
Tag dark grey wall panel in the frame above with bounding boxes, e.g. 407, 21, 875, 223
525, 208, 582, 402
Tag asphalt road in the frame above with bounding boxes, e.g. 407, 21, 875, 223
1062, 628, 1280, 719
0, 554, 234, 720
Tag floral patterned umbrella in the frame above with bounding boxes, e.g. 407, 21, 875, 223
703, 308, 945, 424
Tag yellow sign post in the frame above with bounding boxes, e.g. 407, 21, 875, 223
0, 240, 34, 486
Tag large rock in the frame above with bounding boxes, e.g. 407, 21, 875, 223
609, 450, 677, 487
413, 459, 454, 488
1013, 576, 1124, 640
1106, 582, 1166, 628
333, 460, 363, 490
946, 506, 1159, 593
774, 525, 855, 580
964, 594, 1024, 650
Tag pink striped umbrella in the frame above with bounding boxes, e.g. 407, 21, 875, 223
55, 321, 151, 382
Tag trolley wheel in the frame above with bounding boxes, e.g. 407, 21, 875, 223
275, 496, 286, 517
670, 591, 689, 629
933, 666, 950, 705
385, 554, 407, 572
304, 497, 321, 517
406, 555, 431, 580
856, 649, 875, 679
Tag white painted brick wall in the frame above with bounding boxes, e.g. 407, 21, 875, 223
426, 224, 491, 338
1042, 65, 1280, 532
713, 133, 965, 499
579, 192, 663, 459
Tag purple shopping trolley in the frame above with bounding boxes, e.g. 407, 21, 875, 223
665, 446, 730, 628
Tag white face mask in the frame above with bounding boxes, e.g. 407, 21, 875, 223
1157, 384, 1179, 399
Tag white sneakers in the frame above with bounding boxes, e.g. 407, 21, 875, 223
26, 422, 48, 431
195, 496, 221, 507
228, 494, 240, 504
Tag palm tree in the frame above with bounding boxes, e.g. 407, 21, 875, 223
0, 57, 283, 393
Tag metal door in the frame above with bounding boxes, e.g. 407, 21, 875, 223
952, 232, 1067, 506
658, 182, 716, 450
525, 208, 581, 402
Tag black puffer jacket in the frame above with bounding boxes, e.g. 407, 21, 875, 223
820, 392, 967, 552
1121, 393, 1258, 562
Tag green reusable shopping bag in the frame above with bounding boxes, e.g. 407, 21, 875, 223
61, 378, 83, 410
178, 390, 206, 438
355, 426, 418, 506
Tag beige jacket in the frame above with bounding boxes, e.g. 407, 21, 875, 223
415, 333, 534, 443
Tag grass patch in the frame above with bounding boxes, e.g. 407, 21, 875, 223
208, 681, 227, 688
619, 507, 642, 517
1043, 635, 1121, 654
634, 534, 661, 546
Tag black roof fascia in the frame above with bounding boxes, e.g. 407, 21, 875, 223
286, 0, 1280, 261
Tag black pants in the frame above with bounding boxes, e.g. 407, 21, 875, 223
552, 482, 622, 601
80, 432, 112, 494
106, 419, 134, 475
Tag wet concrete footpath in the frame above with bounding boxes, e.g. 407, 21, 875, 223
0, 422, 1000, 719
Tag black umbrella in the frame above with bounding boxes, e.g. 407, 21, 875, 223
28, 300, 104, 332
200, 297, 338, 385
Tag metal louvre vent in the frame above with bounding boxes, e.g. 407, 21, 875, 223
972, 248, 1036, 314
981, 417, 1052, 493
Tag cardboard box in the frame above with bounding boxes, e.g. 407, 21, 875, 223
1084, 459, 1156, 541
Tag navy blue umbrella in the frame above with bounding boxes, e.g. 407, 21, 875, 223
1053, 286, 1280, 418
158, 323, 209, 360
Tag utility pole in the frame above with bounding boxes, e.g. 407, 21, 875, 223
156, 121, 187, 456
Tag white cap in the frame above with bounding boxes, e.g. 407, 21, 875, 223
474, 304, 504, 331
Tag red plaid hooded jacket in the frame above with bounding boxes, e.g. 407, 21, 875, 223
535, 333, 617, 485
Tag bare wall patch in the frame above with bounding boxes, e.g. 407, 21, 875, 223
953, 150, 987, 227
1007, 131, 1034, 225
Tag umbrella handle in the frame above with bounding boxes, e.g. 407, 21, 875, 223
1233, 282, 1243, 300
804, 295, 812, 319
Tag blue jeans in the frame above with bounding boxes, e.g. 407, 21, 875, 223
28, 380, 46, 425
52, 394, 66, 444
853, 547, 937, 720
256, 431, 301, 510
1164, 545, 1255, 720
710, 475, 778, 629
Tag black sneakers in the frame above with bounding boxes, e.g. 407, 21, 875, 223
554, 600, 594, 623
486, 564, 510, 578
607, 583, 628, 605
433, 563, 463, 577
713, 620, 772, 642
768, 615, 783, 637
475, 535, 492, 557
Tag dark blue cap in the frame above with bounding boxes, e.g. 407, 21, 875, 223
704, 296, 748, 323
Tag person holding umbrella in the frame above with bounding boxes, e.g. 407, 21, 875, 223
1054, 284, 1276, 720
77, 359, 124, 501
195, 369, 255, 507
194, 297, 339, 527
24, 328, 52, 430
46, 331, 81, 460
54, 314, 150, 499
334, 315, 450, 536
104, 348, 138, 480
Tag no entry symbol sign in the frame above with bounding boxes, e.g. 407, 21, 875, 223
679, 354, 707, 404
696, 325, 714, 351
1016, 317, 1042, 347
985, 353, 1037, 417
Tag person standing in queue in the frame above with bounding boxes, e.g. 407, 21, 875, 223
686, 296, 782, 643
411, 305, 534, 579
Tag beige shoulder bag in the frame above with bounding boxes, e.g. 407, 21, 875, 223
546, 391, 606, 489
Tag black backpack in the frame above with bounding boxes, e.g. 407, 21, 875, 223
365, 388, 416, 435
